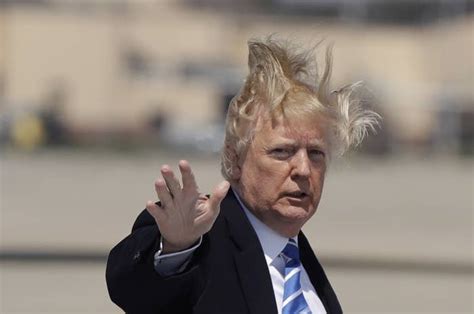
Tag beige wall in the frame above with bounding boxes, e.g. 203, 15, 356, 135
1, 4, 473, 139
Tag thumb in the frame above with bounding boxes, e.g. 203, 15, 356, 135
208, 180, 230, 213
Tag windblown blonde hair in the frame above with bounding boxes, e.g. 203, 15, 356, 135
221, 38, 380, 181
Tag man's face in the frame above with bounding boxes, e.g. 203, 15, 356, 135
236, 113, 329, 237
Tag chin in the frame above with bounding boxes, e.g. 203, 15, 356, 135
278, 206, 314, 222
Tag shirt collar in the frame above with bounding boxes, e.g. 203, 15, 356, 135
233, 189, 297, 266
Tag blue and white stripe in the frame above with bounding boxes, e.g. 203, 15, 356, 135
281, 239, 312, 314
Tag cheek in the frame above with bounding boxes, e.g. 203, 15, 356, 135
318, 167, 327, 185
256, 161, 290, 188
245, 160, 287, 199
311, 171, 326, 198
313, 169, 325, 185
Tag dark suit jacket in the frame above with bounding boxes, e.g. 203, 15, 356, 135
106, 189, 342, 314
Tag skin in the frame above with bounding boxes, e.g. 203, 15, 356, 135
234, 113, 329, 238
146, 112, 329, 251
146, 161, 229, 253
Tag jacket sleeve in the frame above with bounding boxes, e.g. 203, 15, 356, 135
105, 209, 206, 314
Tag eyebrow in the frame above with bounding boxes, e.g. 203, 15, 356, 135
267, 138, 327, 149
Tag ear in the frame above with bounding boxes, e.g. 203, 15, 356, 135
230, 147, 242, 181
231, 164, 241, 181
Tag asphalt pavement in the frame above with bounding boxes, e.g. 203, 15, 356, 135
1, 150, 472, 313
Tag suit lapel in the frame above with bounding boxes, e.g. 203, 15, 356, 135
299, 232, 342, 314
233, 247, 278, 314
222, 189, 278, 314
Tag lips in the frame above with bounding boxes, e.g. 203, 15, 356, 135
283, 191, 309, 199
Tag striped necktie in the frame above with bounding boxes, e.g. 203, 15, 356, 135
281, 239, 312, 314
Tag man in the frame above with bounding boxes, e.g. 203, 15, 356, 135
106, 38, 379, 314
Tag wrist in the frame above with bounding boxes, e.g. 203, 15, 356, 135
161, 237, 199, 254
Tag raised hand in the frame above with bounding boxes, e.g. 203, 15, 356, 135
146, 160, 230, 253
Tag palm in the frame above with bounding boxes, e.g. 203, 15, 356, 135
146, 160, 230, 252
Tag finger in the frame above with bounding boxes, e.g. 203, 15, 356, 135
146, 200, 166, 221
179, 160, 198, 194
208, 181, 230, 214
161, 165, 182, 199
154, 179, 173, 208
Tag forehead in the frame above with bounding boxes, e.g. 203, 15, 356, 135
254, 113, 329, 145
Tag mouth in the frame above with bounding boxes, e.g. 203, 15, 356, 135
283, 191, 309, 200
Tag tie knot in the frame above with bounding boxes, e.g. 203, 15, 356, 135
282, 239, 300, 262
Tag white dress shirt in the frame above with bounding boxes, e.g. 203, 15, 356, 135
235, 193, 327, 314
154, 192, 326, 314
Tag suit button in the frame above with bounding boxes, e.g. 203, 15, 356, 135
133, 251, 141, 261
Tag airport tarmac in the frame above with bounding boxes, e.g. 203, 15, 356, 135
1, 150, 473, 313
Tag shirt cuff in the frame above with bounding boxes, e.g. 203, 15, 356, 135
153, 236, 202, 276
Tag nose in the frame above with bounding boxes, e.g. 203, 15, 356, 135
290, 149, 311, 179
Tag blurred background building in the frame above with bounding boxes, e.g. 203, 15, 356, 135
0, 0, 472, 154
0, 0, 473, 313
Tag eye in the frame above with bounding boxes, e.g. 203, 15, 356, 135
308, 149, 325, 160
269, 147, 293, 160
